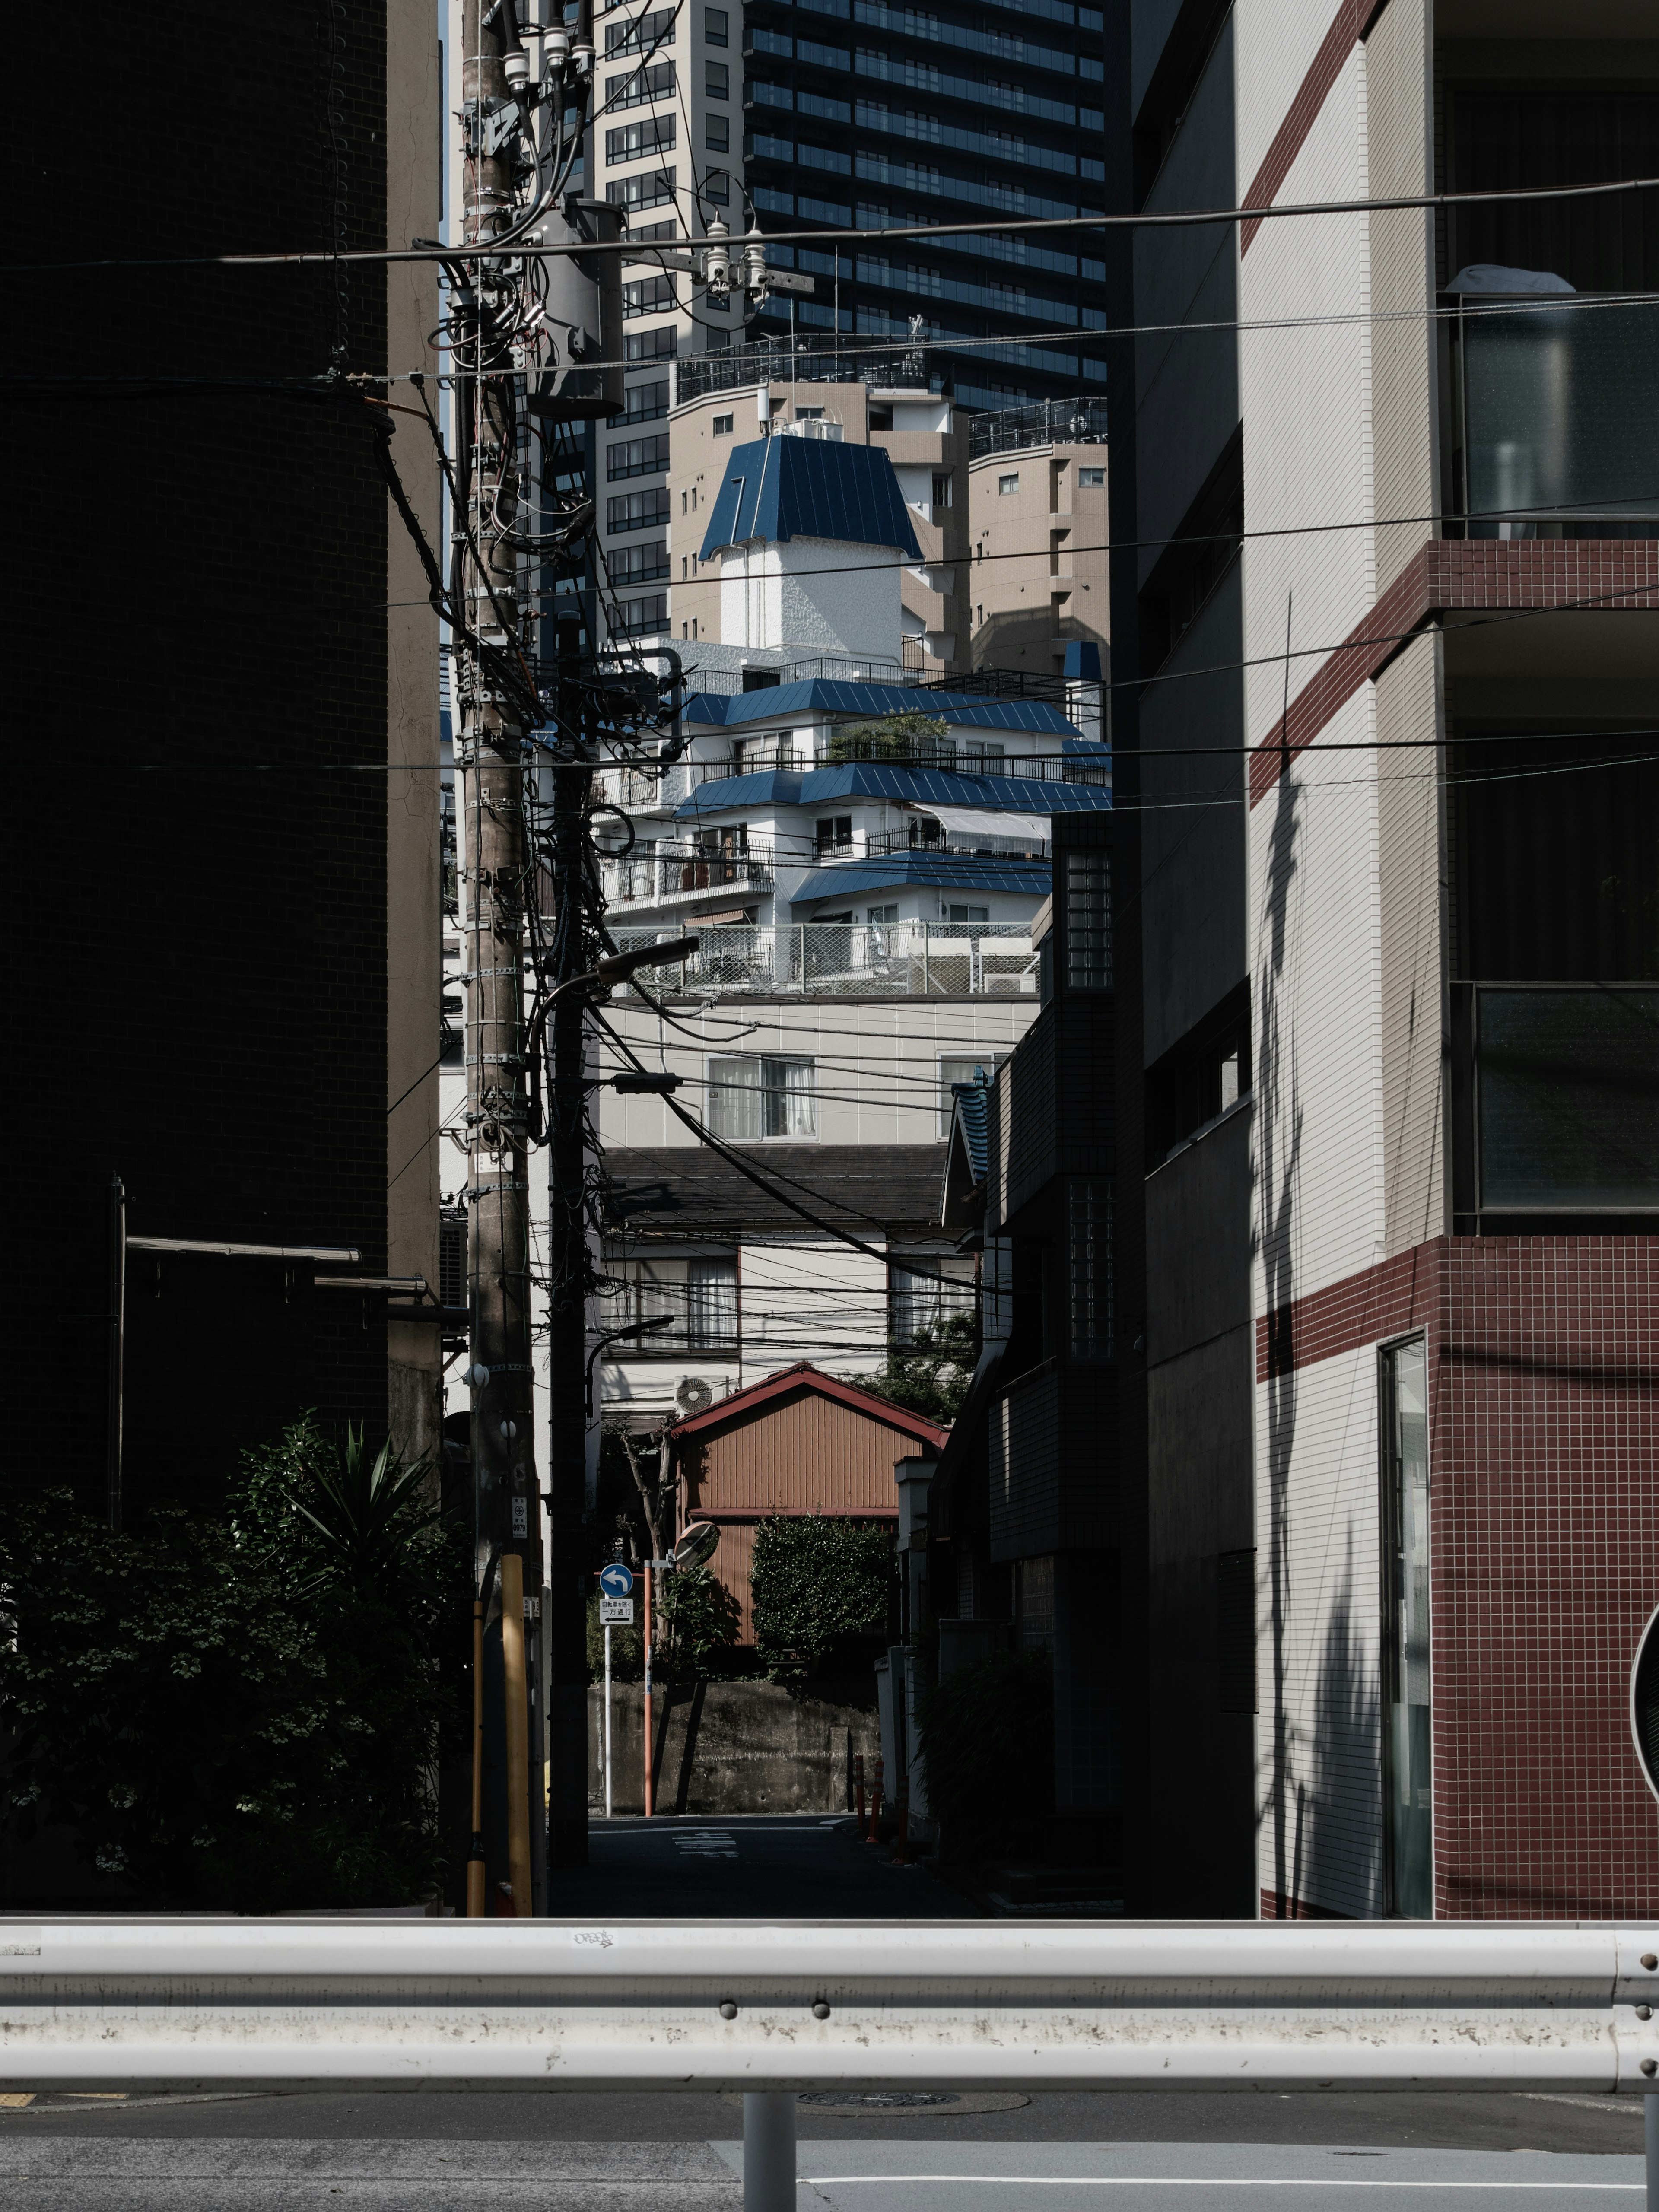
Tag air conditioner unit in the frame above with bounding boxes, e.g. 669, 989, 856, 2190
676, 1375, 714, 1414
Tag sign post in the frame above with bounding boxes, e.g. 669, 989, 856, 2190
597, 1564, 635, 1821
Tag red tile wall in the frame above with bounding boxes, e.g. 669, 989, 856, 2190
1261, 1234, 1659, 1919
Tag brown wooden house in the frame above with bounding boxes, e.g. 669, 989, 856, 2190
669, 1363, 950, 1646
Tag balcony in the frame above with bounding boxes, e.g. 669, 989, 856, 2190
603, 841, 776, 908
610, 920, 1041, 998
1452, 298, 1659, 537
864, 823, 1051, 860
1456, 983, 1659, 1215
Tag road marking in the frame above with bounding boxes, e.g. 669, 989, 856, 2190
798, 2178, 1642, 2192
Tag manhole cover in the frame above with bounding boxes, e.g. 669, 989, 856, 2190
798, 2092, 962, 2110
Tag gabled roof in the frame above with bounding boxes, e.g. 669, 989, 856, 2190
667, 1359, 950, 1448
699, 437, 923, 560
681, 682, 1086, 734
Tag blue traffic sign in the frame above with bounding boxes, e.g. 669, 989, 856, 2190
599, 1562, 635, 1598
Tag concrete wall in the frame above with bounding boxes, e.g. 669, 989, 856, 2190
589, 1679, 880, 1815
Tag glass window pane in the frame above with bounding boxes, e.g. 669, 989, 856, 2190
1064, 848, 1111, 989
687, 1258, 738, 1348
762, 1057, 816, 1138
1477, 987, 1659, 1210
1067, 1179, 1111, 1360
1382, 1337, 1432, 1918
708, 1054, 761, 1140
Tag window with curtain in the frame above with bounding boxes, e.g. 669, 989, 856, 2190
687, 1258, 738, 1349
888, 1254, 976, 1346
707, 1055, 817, 1139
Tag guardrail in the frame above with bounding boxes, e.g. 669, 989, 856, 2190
5, 1920, 1658, 2209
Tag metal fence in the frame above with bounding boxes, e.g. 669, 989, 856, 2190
969, 396, 1110, 458
6, 1917, 1658, 2210
612, 922, 1039, 998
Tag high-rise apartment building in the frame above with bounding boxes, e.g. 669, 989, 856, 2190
741, 0, 1111, 409
1104, 0, 1659, 1920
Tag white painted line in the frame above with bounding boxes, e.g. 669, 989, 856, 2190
798, 2178, 1643, 2192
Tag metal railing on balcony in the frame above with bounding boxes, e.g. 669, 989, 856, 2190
1452, 296, 1659, 537
969, 395, 1109, 459
611, 920, 1039, 997
604, 842, 775, 905
865, 824, 1050, 859
674, 343, 940, 404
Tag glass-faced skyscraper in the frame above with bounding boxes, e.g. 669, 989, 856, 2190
739, 0, 1109, 407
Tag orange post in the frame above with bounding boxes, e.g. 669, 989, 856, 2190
642, 1560, 655, 1819
853, 1752, 865, 1830
867, 1755, 884, 1844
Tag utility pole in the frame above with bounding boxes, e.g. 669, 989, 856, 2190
457, 0, 541, 1916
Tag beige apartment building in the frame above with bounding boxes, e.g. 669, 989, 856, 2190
665, 372, 970, 674
966, 399, 1109, 678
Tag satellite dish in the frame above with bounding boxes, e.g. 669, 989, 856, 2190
676, 1375, 714, 1414
671, 1520, 720, 1572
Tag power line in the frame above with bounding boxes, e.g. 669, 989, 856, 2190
19, 172, 1659, 273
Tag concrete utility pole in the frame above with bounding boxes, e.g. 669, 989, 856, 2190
457, 0, 542, 1916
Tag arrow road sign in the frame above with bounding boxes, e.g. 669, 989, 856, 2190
599, 1562, 635, 1598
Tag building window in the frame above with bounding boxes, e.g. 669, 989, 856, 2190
622, 377, 671, 424
1067, 1179, 1111, 1361
605, 60, 674, 110
1063, 847, 1111, 990
945, 903, 988, 924
1381, 1336, 1432, 1919
607, 115, 676, 166
601, 1255, 738, 1351
707, 1055, 817, 1140
613, 593, 668, 637
712, 413, 734, 435
623, 326, 678, 362
888, 1254, 976, 1347
438, 1208, 467, 1309
687, 1258, 739, 1348
606, 166, 676, 215
607, 432, 671, 478
706, 59, 728, 97
998, 472, 1019, 495
706, 113, 730, 152
704, 4, 728, 42
1014, 1556, 1055, 1650
931, 472, 953, 507
609, 539, 670, 585
1078, 466, 1105, 487
606, 488, 672, 533
604, 6, 675, 55
814, 815, 853, 854
868, 904, 899, 924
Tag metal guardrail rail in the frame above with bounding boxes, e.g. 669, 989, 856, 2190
7, 1920, 1659, 2211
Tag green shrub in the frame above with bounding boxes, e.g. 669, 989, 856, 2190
0, 1415, 465, 1912
852, 1311, 976, 1424
750, 1514, 895, 1692
826, 710, 950, 766
916, 1646, 1053, 1864
661, 1563, 742, 1676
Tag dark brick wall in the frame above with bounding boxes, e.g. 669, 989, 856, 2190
1260, 1233, 1659, 1919
8, 4, 395, 1515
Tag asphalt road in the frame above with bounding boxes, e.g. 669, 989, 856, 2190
2, 1815, 1648, 2202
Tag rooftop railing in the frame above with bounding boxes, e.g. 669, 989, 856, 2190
612, 920, 1040, 998
969, 395, 1109, 458
602, 843, 775, 904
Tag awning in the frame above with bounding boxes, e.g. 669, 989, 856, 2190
909, 804, 1051, 844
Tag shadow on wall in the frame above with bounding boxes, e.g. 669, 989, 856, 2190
1306, 1538, 1382, 1916
1259, 752, 1306, 1918
969, 607, 1109, 672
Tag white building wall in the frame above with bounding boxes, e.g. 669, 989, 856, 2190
1236, 4, 1409, 1916
718, 537, 901, 658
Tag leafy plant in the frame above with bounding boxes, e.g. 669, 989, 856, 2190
0, 1415, 465, 1912
661, 1562, 742, 1676
916, 1646, 1053, 1864
826, 710, 950, 766
852, 1310, 976, 1424
750, 1514, 895, 1693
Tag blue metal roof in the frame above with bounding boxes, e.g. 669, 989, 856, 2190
698, 438, 923, 560
676, 761, 1113, 820
788, 852, 1052, 904
682, 681, 1084, 735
